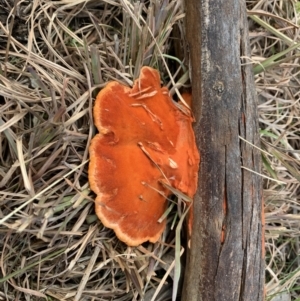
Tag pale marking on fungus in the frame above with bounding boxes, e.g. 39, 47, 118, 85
168, 158, 178, 169
128, 86, 152, 97
99, 126, 110, 134
167, 137, 174, 147
135, 90, 158, 99
146, 141, 165, 153
131, 103, 163, 129
188, 149, 196, 165
103, 157, 116, 168
139, 195, 146, 201
138, 142, 170, 183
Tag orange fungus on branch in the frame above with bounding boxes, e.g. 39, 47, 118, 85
88, 66, 200, 246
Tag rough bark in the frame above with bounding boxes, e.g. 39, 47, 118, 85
181, 0, 264, 300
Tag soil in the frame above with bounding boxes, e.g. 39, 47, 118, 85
0, 0, 33, 45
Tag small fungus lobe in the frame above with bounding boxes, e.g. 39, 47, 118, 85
89, 67, 200, 246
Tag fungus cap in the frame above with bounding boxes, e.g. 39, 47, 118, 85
89, 67, 199, 246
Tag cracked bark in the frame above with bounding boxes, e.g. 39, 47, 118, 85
181, 0, 264, 300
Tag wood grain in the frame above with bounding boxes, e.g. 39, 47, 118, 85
181, 0, 264, 300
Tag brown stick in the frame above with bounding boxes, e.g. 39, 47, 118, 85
182, 0, 264, 300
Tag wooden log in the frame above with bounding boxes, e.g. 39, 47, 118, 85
181, 0, 264, 300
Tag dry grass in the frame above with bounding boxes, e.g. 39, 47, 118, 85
249, 1, 300, 300
1, 0, 300, 300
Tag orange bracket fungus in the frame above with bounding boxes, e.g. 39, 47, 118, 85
89, 67, 200, 246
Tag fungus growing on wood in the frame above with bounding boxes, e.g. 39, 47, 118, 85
89, 66, 200, 246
